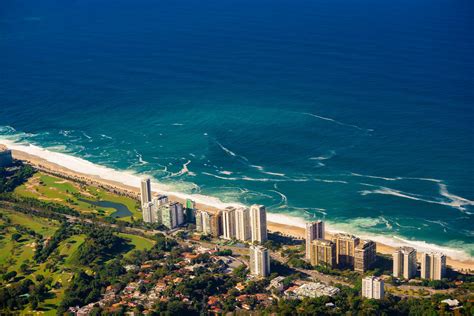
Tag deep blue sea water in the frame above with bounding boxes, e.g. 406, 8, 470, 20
1, 0, 473, 258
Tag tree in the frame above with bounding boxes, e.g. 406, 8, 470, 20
3, 271, 17, 281
11, 233, 21, 241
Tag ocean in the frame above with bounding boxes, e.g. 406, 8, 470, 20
1, 0, 473, 259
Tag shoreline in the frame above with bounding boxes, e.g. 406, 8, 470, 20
2, 142, 473, 272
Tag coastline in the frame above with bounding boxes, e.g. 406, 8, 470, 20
2, 141, 473, 272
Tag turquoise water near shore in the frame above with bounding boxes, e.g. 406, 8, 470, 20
0, 0, 473, 258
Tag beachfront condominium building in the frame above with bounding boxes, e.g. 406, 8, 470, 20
154, 195, 168, 206
355, 240, 377, 273
222, 207, 236, 240
199, 211, 212, 235
161, 202, 184, 229
142, 202, 153, 223
185, 199, 196, 223
393, 247, 417, 279
143, 199, 164, 224
362, 276, 384, 300
140, 178, 152, 206
250, 245, 271, 277
195, 210, 207, 233
235, 207, 251, 241
420, 252, 446, 280
310, 239, 336, 268
250, 205, 268, 243
210, 210, 223, 238
196, 209, 222, 237
332, 233, 360, 268
195, 210, 203, 232
305, 221, 325, 259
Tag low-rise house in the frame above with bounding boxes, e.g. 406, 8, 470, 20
440, 299, 460, 309
267, 276, 285, 292
235, 282, 246, 292
293, 282, 340, 299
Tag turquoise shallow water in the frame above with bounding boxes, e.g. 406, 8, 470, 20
0, 0, 473, 258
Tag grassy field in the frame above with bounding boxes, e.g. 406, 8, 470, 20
0, 209, 60, 273
118, 232, 156, 258
0, 208, 154, 314
15, 172, 142, 221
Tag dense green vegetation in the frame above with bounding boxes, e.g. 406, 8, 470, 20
0, 205, 155, 314
0, 161, 35, 193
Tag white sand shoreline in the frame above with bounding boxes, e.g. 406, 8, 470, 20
1, 139, 473, 272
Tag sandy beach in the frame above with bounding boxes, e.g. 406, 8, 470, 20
5, 146, 473, 273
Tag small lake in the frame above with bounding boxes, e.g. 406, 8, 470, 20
78, 198, 133, 218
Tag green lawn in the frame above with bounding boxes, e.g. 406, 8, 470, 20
118, 232, 155, 258
0, 206, 152, 314
15, 172, 141, 221
0, 209, 60, 273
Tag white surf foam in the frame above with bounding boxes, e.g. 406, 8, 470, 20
216, 141, 249, 162
1, 137, 472, 261
351, 172, 442, 183
360, 184, 473, 214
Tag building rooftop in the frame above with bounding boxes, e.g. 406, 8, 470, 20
356, 240, 375, 249
333, 233, 358, 241
287, 282, 340, 299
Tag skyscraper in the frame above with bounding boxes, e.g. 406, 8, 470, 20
195, 209, 203, 232
210, 210, 223, 238
250, 205, 267, 243
332, 233, 360, 268
185, 199, 196, 223
201, 211, 212, 235
362, 276, 384, 299
161, 202, 184, 229
235, 207, 251, 241
249, 245, 270, 277
393, 247, 417, 279
420, 252, 446, 280
140, 178, 152, 206
222, 206, 236, 240
354, 240, 376, 272
310, 239, 336, 268
305, 221, 325, 259
142, 201, 153, 223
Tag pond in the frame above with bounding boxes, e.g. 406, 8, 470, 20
78, 198, 133, 218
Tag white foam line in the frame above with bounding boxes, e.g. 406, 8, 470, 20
309, 150, 336, 161
167, 160, 192, 177
216, 141, 249, 162
134, 149, 149, 165
301, 112, 371, 132
351, 172, 442, 183
439, 183, 474, 210
268, 189, 288, 206
203, 171, 348, 184
250, 164, 286, 177
262, 171, 286, 177
360, 185, 473, 214
100, 134, 113, 140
